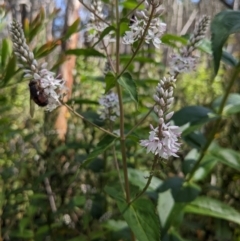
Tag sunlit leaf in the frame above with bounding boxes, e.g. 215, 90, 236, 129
118, 72, 138, 104
92, 25, 116, 47
211, 10, 240, 75
184, 196, 240, 225
65, 48, 105, 57
105, 72, 117, 93
212, 93, 240, 115
63, 18, 80, 40
117, 199, 160, 241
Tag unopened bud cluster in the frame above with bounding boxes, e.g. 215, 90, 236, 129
122, 0, 166, 48
169, 15, 210, 75
103, 61, 112, 76
153, 76, 176, 124
140, 76, 181, 159
10, 20, 66, 112
181, 15, 210, 57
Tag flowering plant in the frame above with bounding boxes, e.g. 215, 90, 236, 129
3, 1, 240, 241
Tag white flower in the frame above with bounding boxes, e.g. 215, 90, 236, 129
122, 3, 166, 48
169, 54, 197, 75
140, 123, 181, 159
10, 21, 66, 112
98, 92, 120, 121
140, 75, 181, 159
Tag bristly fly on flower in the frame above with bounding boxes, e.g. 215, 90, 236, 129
29, 79, 48, 118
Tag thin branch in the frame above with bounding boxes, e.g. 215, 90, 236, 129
129, 156, 158, 205
64, 103, 118, 138
44, 177, 57, 213
125, 0, 145, 18
126, 105, 155, 137
79, 0, 110, 26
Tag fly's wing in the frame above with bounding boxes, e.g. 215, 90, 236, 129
30, 97, 35, 118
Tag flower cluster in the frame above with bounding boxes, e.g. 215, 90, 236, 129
98, 92, 120, 122
84, 0, 115, 46
10, 20, 66, 112
169, 15, 210, 75
140, 76, 181, 159
169, 54, 197, 75
122, 0, 166, 48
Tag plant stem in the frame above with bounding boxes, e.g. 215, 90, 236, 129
115, 0, 131, 204
125, 0, 145, 18
186, 64, 240, 182
64, 103, 118, 138
79, 0, 110, 26
126, 105, 155, 137
129, 155, 158, 205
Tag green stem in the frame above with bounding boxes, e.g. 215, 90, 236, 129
186, 64, 240, 182
126, 105, 155, 137
129, 156, 158, 205
64, 103, 118, 138
115, 0, 131, 204
79, 0, 110, 26
125, 0, 145, 18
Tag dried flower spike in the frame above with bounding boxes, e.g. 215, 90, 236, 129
10, 20, 66, 113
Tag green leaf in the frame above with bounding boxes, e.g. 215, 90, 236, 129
157, 190, 175, 229
65, 48, 105, 57
92, 25, 116, 47
104, 185, 125, 201
182, 131, 206, 149
161, 34, 188, 48
1, 55, 17, 86
1, 38, 11, 68
183, 150, 218, 181
83, 135, 117, 166
9, 230, 34, 239
222, 50, 238, 67
34, 40, 61, 58
157, 177, 201, 203
29, 8, 45, 42
164, 229, 191, 241
63, 18, 80, 40
127, 168, 163, 191
104, 72, 117, 93
121, 0, 145, 10
120, 19, 129, 36
196, 39, 237, 68
211, 10, 240, 75
118, 72, 138, 104
210, 146, 240, 171
172, 106, 215, 127
184, 196, 240, 225
172, 106, 217, 137
117, 199, 160, 241
69, 98, 98, 105
212, 93, 240, 115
